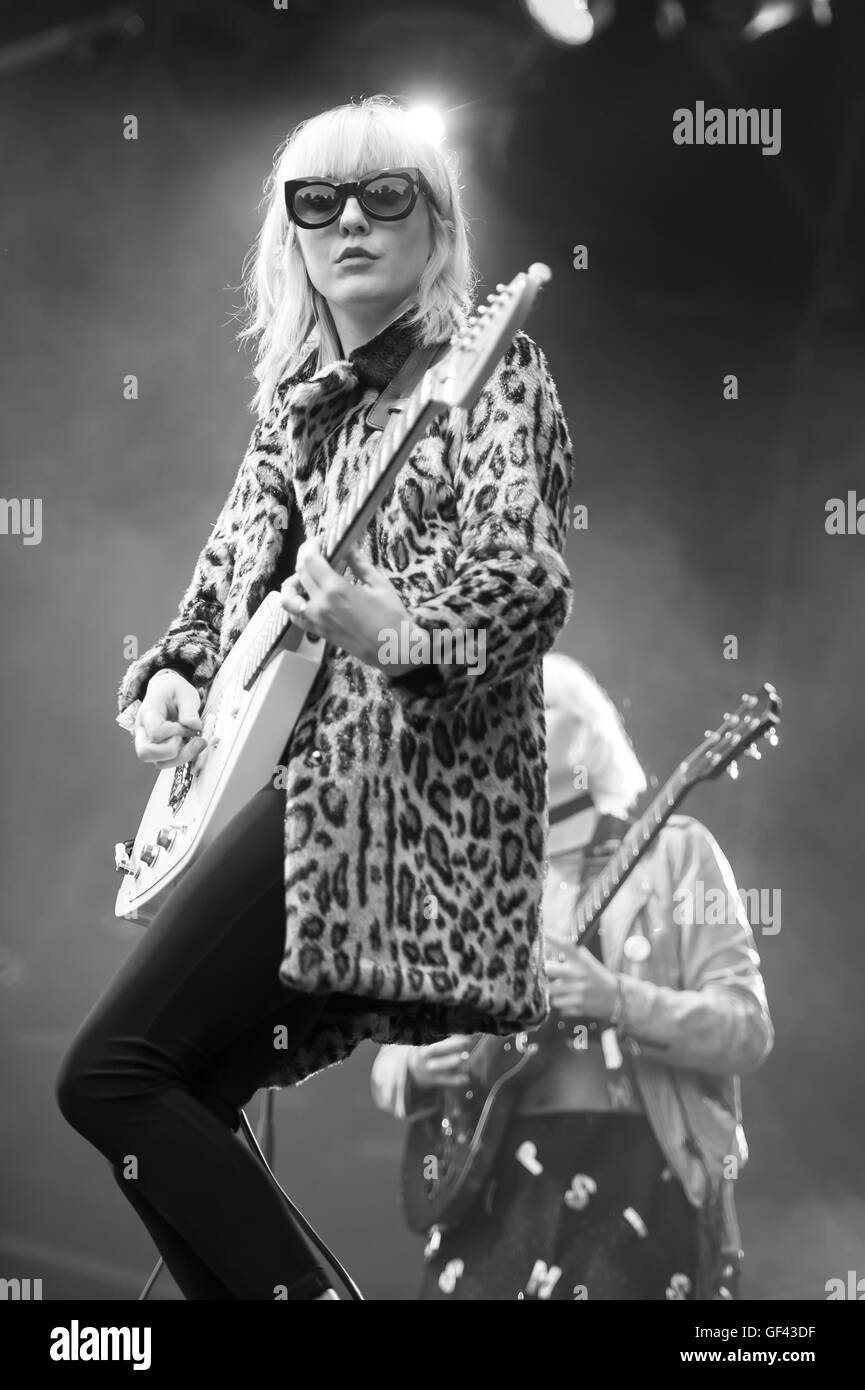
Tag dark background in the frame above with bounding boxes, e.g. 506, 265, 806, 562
1, 0, 863, 1300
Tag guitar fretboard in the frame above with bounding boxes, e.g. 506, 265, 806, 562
320, 371, 434, 563
240, 366, 439, 692
573, 761, 690, 944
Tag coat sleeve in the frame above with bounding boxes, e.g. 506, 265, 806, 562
618, 820, 775, 1076
385, 332, 574, 722
114, 420, 267, 733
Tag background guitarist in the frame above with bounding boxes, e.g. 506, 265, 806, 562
371, 653, 774, 1300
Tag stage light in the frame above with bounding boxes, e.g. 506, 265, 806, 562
405, 105, 446, 146
522, 0, 617, 48
655, 0, 687, 38
653, 0, 831, 40
742, 1, 806, 38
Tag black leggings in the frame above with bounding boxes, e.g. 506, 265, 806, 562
55, 776, 333, 1300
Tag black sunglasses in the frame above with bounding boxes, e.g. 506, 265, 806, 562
284, 167, 434, 229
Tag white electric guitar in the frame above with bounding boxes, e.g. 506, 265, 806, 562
115, 262, 553, 923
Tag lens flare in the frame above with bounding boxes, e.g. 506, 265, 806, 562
405, 105, 446, 146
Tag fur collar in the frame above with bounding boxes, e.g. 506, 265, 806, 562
247, 311, 426, 591
261, 311, 427, 534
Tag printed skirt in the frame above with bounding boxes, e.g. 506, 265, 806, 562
417, 1111, 699, 1301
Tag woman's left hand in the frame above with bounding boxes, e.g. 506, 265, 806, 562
280, 538, 417, 675
545, 941, 621, 1020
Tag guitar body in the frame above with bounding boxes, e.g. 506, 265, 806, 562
400, 1024, 557, 1233
115, 593, 324, 924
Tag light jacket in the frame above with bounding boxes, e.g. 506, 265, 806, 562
115, 319, 574, 1089
371, 814, 774, 1268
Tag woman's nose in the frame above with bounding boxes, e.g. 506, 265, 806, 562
339, 196, 370, 234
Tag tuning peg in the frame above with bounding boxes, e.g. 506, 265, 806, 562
495, 282, 507, 292
744, 745, 761, 760
726, 760, 739, 780
741, 693, 757, 707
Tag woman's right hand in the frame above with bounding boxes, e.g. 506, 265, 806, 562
407, 1035, 476, 1090
133, 669, 208, 768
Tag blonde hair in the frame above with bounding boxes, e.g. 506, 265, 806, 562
543, 653, 648, 817
235, 96, 476, 420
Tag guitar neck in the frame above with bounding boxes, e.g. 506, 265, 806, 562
324, 382, 437, 570
240, 380, 437, 691
573, 762, 692, 946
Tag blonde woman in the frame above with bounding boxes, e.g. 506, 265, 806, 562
55, 97, 574, 1300
372, 653, 774, 1300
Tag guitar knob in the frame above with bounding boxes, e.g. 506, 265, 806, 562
139, 844, 159, 867
156, 827, 177, 849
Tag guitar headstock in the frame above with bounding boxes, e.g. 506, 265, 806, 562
685, 683, 782, 786
424, 263, 552, 413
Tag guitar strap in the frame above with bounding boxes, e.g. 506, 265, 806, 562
365, 340, 450, 431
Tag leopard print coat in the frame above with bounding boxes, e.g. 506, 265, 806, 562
116, 321, 574, 1089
